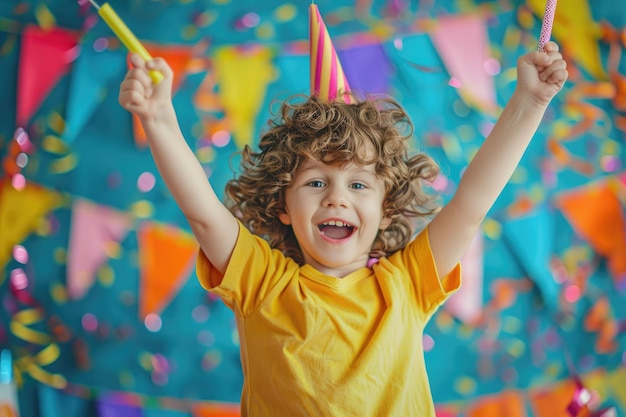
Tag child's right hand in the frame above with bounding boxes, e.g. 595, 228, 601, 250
118, 53, 174, 120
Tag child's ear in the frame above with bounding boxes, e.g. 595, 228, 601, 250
279, 212, 291, 225
380, 217, 392, 230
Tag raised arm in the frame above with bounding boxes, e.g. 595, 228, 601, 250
428, 41, 568, 278
119, 54, 239, 273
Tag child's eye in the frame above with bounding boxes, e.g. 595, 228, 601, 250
307, 180, 325, 188
350, 182, 366, 190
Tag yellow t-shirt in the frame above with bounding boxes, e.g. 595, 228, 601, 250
197, 222, 461, 417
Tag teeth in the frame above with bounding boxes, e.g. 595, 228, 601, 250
322, 220, 347, 227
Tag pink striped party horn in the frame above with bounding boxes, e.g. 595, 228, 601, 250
309, 3, 351, 102
538, 0, 557, 51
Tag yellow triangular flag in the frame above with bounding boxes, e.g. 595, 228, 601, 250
527, 0, 605, 79
0, 179, 62, 271
213, 45, 275, 150
607, 367, 626, 410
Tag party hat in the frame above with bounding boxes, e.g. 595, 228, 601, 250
309, 3, 351, 103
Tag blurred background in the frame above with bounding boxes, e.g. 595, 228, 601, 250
0, 0, 625, 416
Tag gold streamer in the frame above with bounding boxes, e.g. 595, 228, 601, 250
10, 309, 52, 344
13, 344, 66, 389
9, 308, 66, 389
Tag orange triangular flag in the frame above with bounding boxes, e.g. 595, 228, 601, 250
529, 379, 577, 417
466, 390, 526, 417
17, 25, 78, 126
0, 179, 62, 270
192, 402, 240, 417
67, 199, 132, 299
138, 222, 198, 318
130, 45, 194, 147
556, 183, 626, 282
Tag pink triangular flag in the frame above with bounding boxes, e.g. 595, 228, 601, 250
444, 231, 483, 324
67, 199, 132, 299
17, 25, 78, 126
429, 14, 497, 114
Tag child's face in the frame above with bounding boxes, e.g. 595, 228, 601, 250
279, 157, 391, 277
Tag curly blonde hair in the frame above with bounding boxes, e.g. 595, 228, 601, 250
224, 94, 441, 265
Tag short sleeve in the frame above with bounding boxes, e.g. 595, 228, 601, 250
195, 222, 297, 316
397, 226, 462, 320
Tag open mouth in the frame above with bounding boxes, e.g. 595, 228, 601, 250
318, 220, 355, 240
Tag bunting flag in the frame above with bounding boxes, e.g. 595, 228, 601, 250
0, 179, 62, 270
213, 45, 275, 150
66, 199, 132, 300
63, 43, 127, 144
131, 44, 196, 147
607, 368, 626, 410
96, 395, 142, 417
339, 43, 392, 95
465, 390, 526, 417
501, 207, 560, 311
17, 25, 78, 126
527, 0, 605, 79
445, 231, 483, 324
530, 379, 578, 417
381, 33, 450, 132
192, 402, 240, 417
429, 13, 497, 114
555, 183, 626, 284
138, 222, 198, 319
581, 369, 613, 406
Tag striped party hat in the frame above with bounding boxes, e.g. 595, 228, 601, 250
309, 3, 351, 103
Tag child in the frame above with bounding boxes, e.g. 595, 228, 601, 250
119, 38, 567, 415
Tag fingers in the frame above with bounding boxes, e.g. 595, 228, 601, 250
128, 53, 173, 85
542, 41, 559, 53
526, 42, 561, 66
539, 58, 567, 83
128, 52, 146, 69
146, 57, 174, 80
121, 68, 152, 95
538, 44, 568, 85
525, 42, 567, 83
119, 66, 152, 112
119, 54, 173, 114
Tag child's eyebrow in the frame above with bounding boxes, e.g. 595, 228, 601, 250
351, 166, 378, 176
296, 165, 321, 175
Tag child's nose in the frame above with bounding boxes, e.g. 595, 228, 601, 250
322, 185, 349, 208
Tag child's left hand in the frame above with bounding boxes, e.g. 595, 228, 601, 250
515, 41, 568, 107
